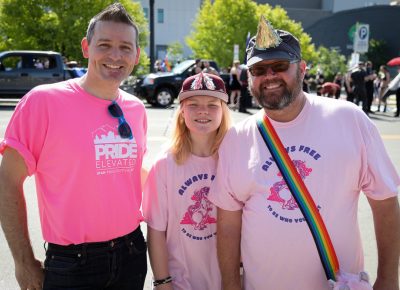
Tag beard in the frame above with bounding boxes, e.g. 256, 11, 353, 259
249, 67, 303, 110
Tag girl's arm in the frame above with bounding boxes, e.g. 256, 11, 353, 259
147, 226, 173, 290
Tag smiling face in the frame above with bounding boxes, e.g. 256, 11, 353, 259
81, 20, 140, 89
248, 60, 305, 110
181, 96, 223, 139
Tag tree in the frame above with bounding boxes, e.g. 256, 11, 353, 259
167, 41, 184, 64
365, 39, 389, 71
0, 0, 149, 75
311, 46, 347, 82
186, 0, 317, 69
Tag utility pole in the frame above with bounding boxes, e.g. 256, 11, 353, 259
149, 0, 155, 72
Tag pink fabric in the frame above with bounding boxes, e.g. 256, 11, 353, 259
209, 94, 400, 290
0, 79, 147, 245
143, 153, 221, 290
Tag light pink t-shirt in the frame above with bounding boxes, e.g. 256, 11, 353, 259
143, 152, 221, 290
0, 79, 147, 245
209, 94, 400, 290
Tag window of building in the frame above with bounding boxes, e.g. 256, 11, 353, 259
143, 8, 148, 19
157, 8, 164, 23
156, 45, 168, 60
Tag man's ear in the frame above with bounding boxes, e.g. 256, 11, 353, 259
81, 38, 89, 59
299, 60, 307, 77
135, 47, 141, 65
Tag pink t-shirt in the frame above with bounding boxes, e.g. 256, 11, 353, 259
209, 94, 399, 290
143, 152, 221, 290
0, 79, 147, 245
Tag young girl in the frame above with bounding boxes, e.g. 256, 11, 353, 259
143, 72, 232, 290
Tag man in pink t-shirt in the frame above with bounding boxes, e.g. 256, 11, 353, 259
208, 18, 400, 290
0, 3, 148, 290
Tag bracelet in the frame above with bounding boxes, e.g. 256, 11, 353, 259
153, 276, 172, 287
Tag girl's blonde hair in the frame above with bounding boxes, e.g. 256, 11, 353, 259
169, 101, 232, 165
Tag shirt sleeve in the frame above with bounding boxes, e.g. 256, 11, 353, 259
359, 114, 400, 199
142, 154, 169, 231
0, 90, 48, 176
208, 128, 245, 211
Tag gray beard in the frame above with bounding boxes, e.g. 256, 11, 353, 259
250, 69, 302, 110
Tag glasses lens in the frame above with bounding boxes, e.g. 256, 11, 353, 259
118, 122, 133, 139
108, 102, 123, 118
108, 101, 132, 139
249, 61, 291, 76
271, 61, 290, 72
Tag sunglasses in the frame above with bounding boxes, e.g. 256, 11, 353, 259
108, 101, 133, 139
249, 60, 299, 77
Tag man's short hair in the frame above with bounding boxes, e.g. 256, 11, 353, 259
86, 3, 139, 47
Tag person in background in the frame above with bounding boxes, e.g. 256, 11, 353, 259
350, 62, 368, 115
229, 60, 242, 109
344, 70, 354, 102
376, 65, 391, 113
202, 60, 219, 76
365, 61, 377, 114
333, 72, 343, 99
191, 58, 203, 76
0, 3, 148, 290
154, 59, 163, 72
302, 66, 311, 93
209, 16, 400, 290
143, 72, 232, 290
315, 67, 325, 96
239, 64, 251, 113
381, 66, 400, 117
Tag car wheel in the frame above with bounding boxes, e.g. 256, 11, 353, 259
155, 88, 173, 107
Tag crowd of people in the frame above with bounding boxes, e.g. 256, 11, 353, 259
0, 3, 399, 290
306, 61, 400, 117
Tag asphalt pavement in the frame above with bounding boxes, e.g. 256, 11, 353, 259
0, 95, 399, 289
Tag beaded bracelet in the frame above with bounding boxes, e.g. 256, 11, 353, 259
153, 276, 172, 287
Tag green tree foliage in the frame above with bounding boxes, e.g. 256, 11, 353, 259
311, 46, 347, 81
365, 39, 389, 71
167, 41, 184, 64
0, 0, 149, 74
257, 4, 317, 63
186, 0, 257, 68
186, 0, 317, 68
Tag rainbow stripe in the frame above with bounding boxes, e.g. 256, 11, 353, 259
257, 114, 339, 281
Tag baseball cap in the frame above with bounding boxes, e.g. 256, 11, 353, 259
178, 72, 228, 103
246, 16, 301, 66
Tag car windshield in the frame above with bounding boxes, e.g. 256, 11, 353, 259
172, 60, 195, 74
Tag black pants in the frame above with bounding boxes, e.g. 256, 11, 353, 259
43, 226, 147, 290
353, 86, 368, 114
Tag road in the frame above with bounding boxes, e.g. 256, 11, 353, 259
0, 97, 399, 289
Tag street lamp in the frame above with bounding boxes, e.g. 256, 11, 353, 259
149, 0, 155, 72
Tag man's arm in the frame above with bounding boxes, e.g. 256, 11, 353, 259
217, 207, 242, 290
367, 196, 400, 290
0, 147, 43, 290
147, 226, 173, 290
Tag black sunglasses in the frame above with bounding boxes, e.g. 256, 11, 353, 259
249, 60, 299, 77
108, 101, 133, 139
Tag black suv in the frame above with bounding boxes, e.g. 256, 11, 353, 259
134, 59, 229, 107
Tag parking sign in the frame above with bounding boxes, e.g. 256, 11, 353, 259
353, 23, 369, 53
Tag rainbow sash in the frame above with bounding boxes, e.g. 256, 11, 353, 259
256, 113, 339, 281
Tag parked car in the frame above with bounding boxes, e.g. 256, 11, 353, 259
0, 50, 82, 97
133, 59, 230, 107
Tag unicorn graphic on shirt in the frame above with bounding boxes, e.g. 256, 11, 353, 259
180, 186, 216, 230
268, 160, 312, 210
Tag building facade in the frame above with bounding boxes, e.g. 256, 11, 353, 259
137, 0, 397, 60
